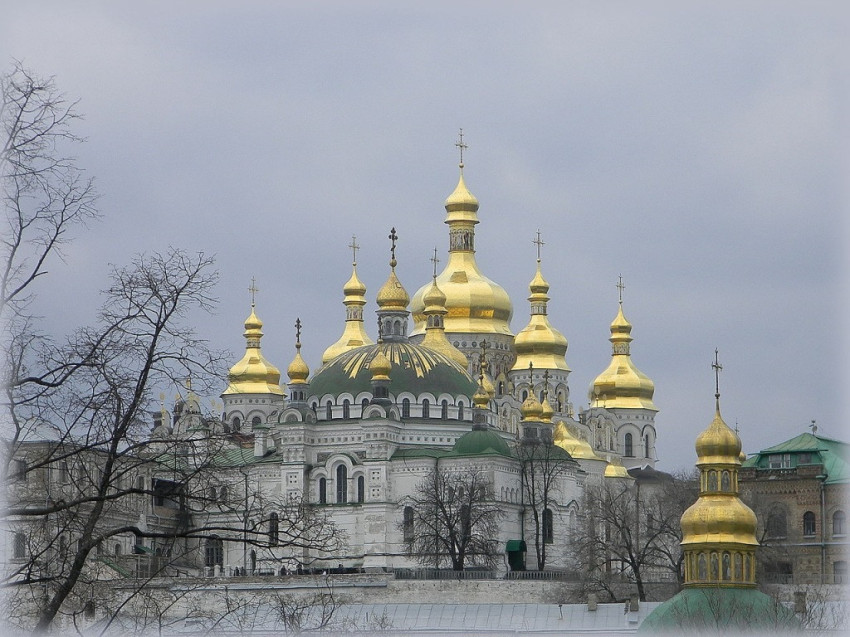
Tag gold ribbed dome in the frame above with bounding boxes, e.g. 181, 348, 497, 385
223, 305, 284, 396
369, 347, 392, 381
589, 303, 657, 410
410, 165, 513, 337
512, 259, 569, 372
376, 267, 409, 311
680, 496, 759, 546
540, 395, 554, 423
473, 372, 491, 409
322, 254, 374, 364
553, 421, 599, 460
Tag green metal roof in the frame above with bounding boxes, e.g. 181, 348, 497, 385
451, 429, 513, 458
390, 447, 453, 460
742, 432, 848, 484
639, 587, 798, 632
308, 342, 477, 403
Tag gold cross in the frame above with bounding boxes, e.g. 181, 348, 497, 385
616, 274, 625, 305
533, 230, 545, 261
712, 349, 723, 399
349, 235, 360, 265
431, 247, 440, 278
455, 128, 468, 166
388, 227, 398, 263
248, 277, 259, 306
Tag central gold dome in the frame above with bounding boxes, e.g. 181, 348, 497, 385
410, 167, 513, 336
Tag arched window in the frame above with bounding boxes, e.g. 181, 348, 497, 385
357, 475, 365, 503
698, 554, 707, 580
251, 416, 261, 427
219, 486, 228, 502
835, 560, 847, 584
232, 417, 241, 431
767, 509, 787, 538
803, 511, 816, 536
402, 399, 410, 418
318, 477, 327, 504
362, 398, 369, 411
114, 543, 122, 556
403, 506, 414, 542
422, 399, 430, 418
834, 510, 846, 536
521, 390, 528, 402
441, 400, 448, 420
269, 512, 279, 546
342, 399, 350, 419
204, 537, 223, 567
722, 552, 731, 580
250, 549, 256, 574
734, 553, 743, 581
458, 402, 464, 420
569, 510, 577, 538
325, 401, 332, 420
624, 433, 634, 457
721, 471, 731, 491
708, 470, 718, 491
644, 435, 650, 458
543, 508, 554, 544
336, 465, 348, 503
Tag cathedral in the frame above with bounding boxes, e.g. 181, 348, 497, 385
161, 153, 660, 575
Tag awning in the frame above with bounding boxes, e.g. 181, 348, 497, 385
505, 540, 526, 552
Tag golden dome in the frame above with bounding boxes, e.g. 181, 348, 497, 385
553, 421, 599, 460
287, 323, 310, 385
376, 267, 410, 311
540, 393, 554, 423
512, 260, 569, 372
589, 303, 657, 410
695, 405, 743, 466
322, 259, 374, 364
369, 347, 392, 381
410, 166, 513, 337
604, 455, 632, 479
419, 277, 469, 368
473, 374, 490, 409
222, 305, 284, 396
520, 393, 544, 421
680, 495, 758, 547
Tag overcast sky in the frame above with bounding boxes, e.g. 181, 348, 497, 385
3, 2, 846, 472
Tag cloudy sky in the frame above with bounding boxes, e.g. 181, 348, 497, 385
3, 2, 846, 471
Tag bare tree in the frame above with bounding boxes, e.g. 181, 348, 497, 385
1, 64, 344, 634
515, 438, 576, 570
571, 471, 695, 601
402, 466, 503, 571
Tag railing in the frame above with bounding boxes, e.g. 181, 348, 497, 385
393, 568, 495, 580
505, 570, 582, 581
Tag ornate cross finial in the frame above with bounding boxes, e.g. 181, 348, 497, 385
616, 274, 625, 305
388, 227, 398, 265
543, 369, 550, 397
810, 419, 818, 434
455, 128, 468, 167
533, 229, 545, 262
431, 247, 440, 279
349, 235, 360, 266
248, 277, 259, 306
377, 316, 384, 343
712, 349, 723, 401
295, 317, 302, 346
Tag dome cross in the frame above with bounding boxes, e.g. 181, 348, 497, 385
248, 277, 259, 306
712, 348, 723, 401
348, 235, 360, 266
295, 317, 302, 347
431, 247, 440, 278
616, 274, 625, 305
388, 227, 398, 265
533, 229, 545, 262
455, 128, 468, 167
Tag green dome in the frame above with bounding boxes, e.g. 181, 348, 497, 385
308, 342, 477, 403
639, 587, 798, 633
452, 429, 513, 457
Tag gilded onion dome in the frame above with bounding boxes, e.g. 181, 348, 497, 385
410, 163, 513, 337
222, 304, 284, 396
680, 359, 759, 588
287, 320, 310, 385
540, 393, 554, 423
419, 272, 469, 368
589, 301, 657, 410
520, 392, 544, 422
369, 346, 392, 381
322, 241, 374, 364
376, 254, 410, 311
511, 258, 569, 372
553, 421, 599, 460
